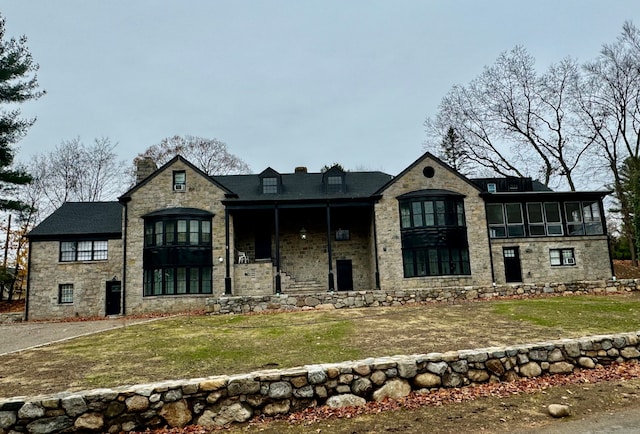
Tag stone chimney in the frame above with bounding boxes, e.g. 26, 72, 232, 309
295, 166, 308, 174
135, 157, 157, 184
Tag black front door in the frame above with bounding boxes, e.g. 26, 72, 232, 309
503, 247, 522, 283
255, 227, 271, 260
336, 260, 353, 291
106, 281, 121, 316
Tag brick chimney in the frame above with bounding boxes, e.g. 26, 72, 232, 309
295, 166, 307, 174
135, 157, 157, 184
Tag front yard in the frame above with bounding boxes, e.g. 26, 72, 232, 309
3, 294, 640, 399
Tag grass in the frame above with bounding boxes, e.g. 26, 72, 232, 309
491, 295, 640, 331
3, 293, 640, 398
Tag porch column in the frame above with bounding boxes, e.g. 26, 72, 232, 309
275, 205, 281, 294
224, 208, 232, 295
372, 204, 381, 289
326, 203, 335, 291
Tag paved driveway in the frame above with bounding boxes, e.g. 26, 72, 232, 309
0, 317, 158, 356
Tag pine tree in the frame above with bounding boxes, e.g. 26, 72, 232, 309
0, 13, 44, 212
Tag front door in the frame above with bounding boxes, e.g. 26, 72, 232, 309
105, 281, 121, 316
503, 247, 522, 283
336, 260, 353, 291
255, 227, 271, 260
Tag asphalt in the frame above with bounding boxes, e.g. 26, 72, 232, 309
0, 317, 158, 356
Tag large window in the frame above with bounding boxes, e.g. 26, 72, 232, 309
403, 247, 470, 277
526, 202, 563, 236
565, 201, 603, 235
487, 203, 524, 237
60, 240, 108, 262
145, 219, 211, 247
487, 199, 604, 238
143, 210, 213, 297
399, 192, 470, 278
144, 267, 212, 295
400, 197, 465, 229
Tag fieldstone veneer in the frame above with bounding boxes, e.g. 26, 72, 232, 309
2, 331, 640, 433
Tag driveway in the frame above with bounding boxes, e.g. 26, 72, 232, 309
0, 317, 159, 356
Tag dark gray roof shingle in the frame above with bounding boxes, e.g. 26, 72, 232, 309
28, 202, 122, 239
214, 171, 393, 202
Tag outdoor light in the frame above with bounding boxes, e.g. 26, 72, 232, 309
218, 257, 224, 263
300, 227, 307, 240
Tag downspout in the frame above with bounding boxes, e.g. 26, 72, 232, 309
225, 208, 232, 295
121, 200, 128, 315
275, 205, 281, 293
24, 239, 31, 321
326, 203, 334, 291
602, 198, 615, 279
372, 204, 381, 289
484, 201, 496, 285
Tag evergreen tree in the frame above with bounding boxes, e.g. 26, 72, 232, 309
0, 13, 44, 212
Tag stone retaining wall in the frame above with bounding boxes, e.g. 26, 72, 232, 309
207, 278, 638, 314
2, 331, 640, 433
0, 312, 23, 324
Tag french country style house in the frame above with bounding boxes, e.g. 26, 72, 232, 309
25, 152, 613, 320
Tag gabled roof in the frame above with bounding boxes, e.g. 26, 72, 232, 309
119, 155, 232, 201
214, 171, 392, 203
374, 151, 482, 195
27, 202, 122, 240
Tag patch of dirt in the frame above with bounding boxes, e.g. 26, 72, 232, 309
613, 259, 640, 279
0, 299, 24, 313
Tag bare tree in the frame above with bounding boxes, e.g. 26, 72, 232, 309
425, 46, 590, 190
576, 21, 640, 263
28, 137, 127, 219
135, 135, 250, 176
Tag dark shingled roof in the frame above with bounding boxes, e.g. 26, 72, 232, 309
28, 202, 122, 240
213, 171, 393, 202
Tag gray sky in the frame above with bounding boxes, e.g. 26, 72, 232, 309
2, 1, 638, 175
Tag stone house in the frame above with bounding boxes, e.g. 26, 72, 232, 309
25, 152, 613, 320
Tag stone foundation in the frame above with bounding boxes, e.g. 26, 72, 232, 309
1, 332, 640, 433
207, 278, 639, 314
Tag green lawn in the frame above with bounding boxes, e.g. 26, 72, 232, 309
2, 294, 640, 398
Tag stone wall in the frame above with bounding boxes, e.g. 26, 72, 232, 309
233, 262, 274, 296
2, 330, 640, 433
123, 159, 230, 315
374, 154, 493, 289
206, 279, 637, 314
490, 236, 613, 284
27, 239, 123, 320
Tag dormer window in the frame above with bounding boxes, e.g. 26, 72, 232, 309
487, 183, 497, 193
173, 171, 186, 191
263, 177, 278, 194
259, 167, 281, 194
323, 166, 345, 193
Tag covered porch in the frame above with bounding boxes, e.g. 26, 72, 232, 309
224, 203, 380, 296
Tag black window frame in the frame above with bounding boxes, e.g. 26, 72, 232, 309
173, 170, 186, 191
143, 266, 213, 296
59, 240, 109, 262
58, 283, 74, 304
144, 218, 212, 247
262, 177, 279, 194
549, 248, 576, 266
402, 247, 471, 277
398, 192, 471, 278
